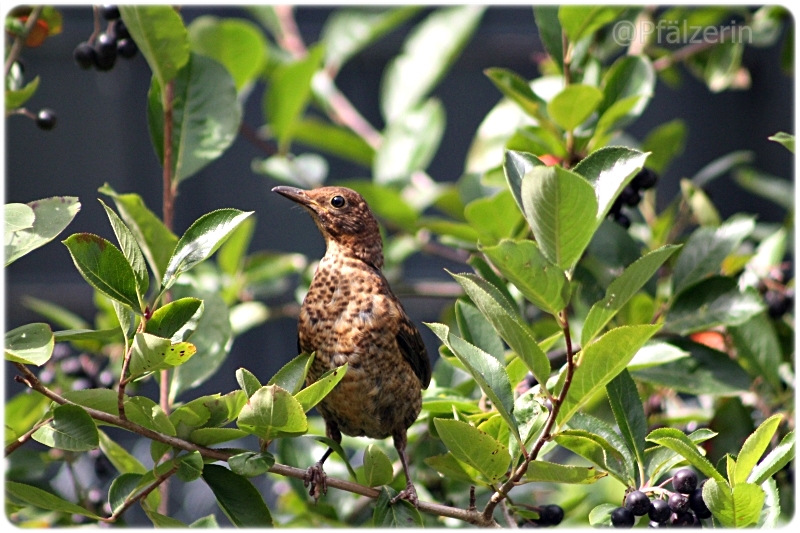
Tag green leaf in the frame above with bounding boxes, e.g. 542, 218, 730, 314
768, 131, 794, 153
627, 341, 689, 370
188, 16, 267, 92
733, 414, 783, 486
22, 296, 89, 330
5, 196, 80, 266
521, 165, 598, 269
692, 150, 755, 187
733, 168, 794, 211
237, 384, 308, 440
129, 332, 196, 379
4, 391, 49, 446
5, 75, 40, 111
373, 98, 445, 185
426, 323, 520, 446
424, 452, 482, 485
557, 324, 661, 426
177, 451, 205, 482
267, 353, 314, 395
202, 464, 274, 527
32, 404, 98, 452
597, 55, 655, 127
362, 444, 394, 487
373, 487, 424, 527
464, 190, 523, 245
703, 479, 764, 527
292, 119, 375, 167
6, 481, 102, 520
100, 199, 149, 301
307, 435, 359, 482
729, 313, 783, 393
455, 300, 504, 363
252, 152, 328, 189
582, 245, 681, 345
294, 364, 347, 412
237, 367, 263, 398
146, 297, 203, 342
120, 6, 189, 87
228, 451, 275, 477
525, 460, 607, 484
109, 473, 145, 514
148, 53, 242, 184
558, 6, 625, 43
749, 430, 795, 485
433, 418, 510, 483
644, 428, 717, 482
63, 233, 141, 311
339, 180, 418, 232
590, 95, 646, 148
553, 429, 630, 484
547, 84, 603, 130
533, 6, 563, 68
646, 428, 725, 483
572, 146, 649, 227
98, 430, 147, 475
124, 396, 175, 437
705, 41, 744, 92
5, 322, 53, 366
266, 44, 324, 149
162, 209, 253, 290
681, 179, 720, 227
666, 276, 765, 335
217, 216, 255, 277
588, 503, 617, 527
504, 150, 545, 215
606, 370, 647, 476
189, 428, 248, 446
381, 6, 484, 122
484, 67, 542, 117
758, 477, 781, 528
99, 184, 179, 284
143, 507, 188, 527
321, 7, 420, 70
641, 119, 687, 174
4, 203, 35, 233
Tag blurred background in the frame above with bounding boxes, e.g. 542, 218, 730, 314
4, 5, 794, 525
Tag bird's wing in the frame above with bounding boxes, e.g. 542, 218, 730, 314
396, 313, 432, 389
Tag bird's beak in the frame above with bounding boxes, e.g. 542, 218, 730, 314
272, 186, 315, 208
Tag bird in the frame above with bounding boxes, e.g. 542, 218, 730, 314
272, 185, 431, 507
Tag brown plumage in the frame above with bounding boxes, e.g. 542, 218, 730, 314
272, 185, 431, 506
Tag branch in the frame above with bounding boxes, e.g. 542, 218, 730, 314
4, 6, 44, 77
102, 465, 178, 523
12, 363, 490, 526
5, 415, 52, 456
652, 26, 738, 72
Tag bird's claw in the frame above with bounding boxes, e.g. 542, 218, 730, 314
304, 462, 328, 502
390, 483, 419, 508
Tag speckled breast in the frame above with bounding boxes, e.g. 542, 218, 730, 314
298, 254, 423, 440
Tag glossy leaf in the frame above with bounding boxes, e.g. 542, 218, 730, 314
373, 487, 424, 527
228, 451, 275, 477
424, 452, 482, 485
627, 341, 689, 370
188, 16, 267, 92
768, 131, 794, 153
484, 67, 542, 117
521, 165, 598, 269
202, 464, 273, 527
455, 300, 504, 363
109, 473, 145, 514
100, 199, 149, 300
547, 84, 603, 130
645, 428, 717, 482
597, 55, 655, 126
525, 460, 607, 484
148, 53, 242, 184
120, 6, 189, 87
681, 179, 720, 227
381, 6, 484, 122
362, 444, 394, 487
6, 481, 102, 520
5, 322, 53, 366
373, 98, 445, 185
189, 428, 249, 446
98, 430, 147, 475
733, 414, 783, 486
32, 404, 99, 452
703, 479, 764, 527
4, 203, 34, 232
237, 384, 308, 440
5, 391, 49, 446
729, 313, 783, 393
5, 75, 40, 111
559, 6, 625, 43
666, 276, 765, 335
464, 190, 523, 245
646, 427, 725, 483
237, 367, 263, 398
582, 245, 680, 345
145, 297, 203, 342
504, 150, 544, 215
129, 332, 196, 379
162, 209, 253, 290
568, 412, 637, 483
558, 324, 661, 426
553, 429, 630, 484
124, 396, 175, 437
733, 168, 794, 211
294, 364, 347, 412
606, 370, 647, 473
433, 418, 510, 483
749, 430, 795, 485
268, 352, 314, 395
293, 119, 375, 167
5, 196, 80, 266
533, 6, 563, 68
692, 150, 754, 187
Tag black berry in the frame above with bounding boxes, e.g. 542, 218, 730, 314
94, 33, 117, 71
112, 18, 129, 40
35, 109, 57, 130
73, 42, 96, 69
536, 504, 564, 526
689, 488, 712, 519
100, 5, 121, 20
669, 511, 695, 527
620, 185, 641, 207
616, 213, 631, 229
648, 499, 671, 523
648, 520, 668, 528
673, 469, 698, 494
625, 490, 650, 516
117, 38, 138, 58
611, 507, 635, 528
609, 197, 623, 216
668, 492, 689, 513
765, 290, 793, 318
632, 167, 659, 190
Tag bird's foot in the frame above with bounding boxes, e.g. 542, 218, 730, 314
304, 462, 328, 502
390, 482, 419, 508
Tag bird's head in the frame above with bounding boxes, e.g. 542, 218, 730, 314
272, 186, 384, 268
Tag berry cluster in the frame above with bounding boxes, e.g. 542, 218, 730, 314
608, 167, 659, 229
73, 5, 137, 72
521, 504, 564, 527
610, 469, 711, 528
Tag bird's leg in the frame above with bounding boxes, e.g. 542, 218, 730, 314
304, 422, 341, 502
390, 431, 419, 507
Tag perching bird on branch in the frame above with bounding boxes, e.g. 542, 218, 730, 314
273, 185, 431, 507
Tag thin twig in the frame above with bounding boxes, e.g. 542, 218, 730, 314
500, 500, 519, 528
652, 26, 738, 72
102, 465, 178, 523
4, 6, 44, 77
5, 415, 53, 456
273, 5, 307, 58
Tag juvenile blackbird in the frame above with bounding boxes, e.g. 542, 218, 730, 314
273, 185, 431, 506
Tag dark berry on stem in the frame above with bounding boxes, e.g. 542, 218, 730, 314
94, 33, 117, 71
648, 520, 668, 528
632, 167, 659, 190
608, 197, 623, 216
100, 5, 121, 20
648, 499, 671, 523
620, 185, 641, 207
616, 213, 631, 229
670, 511, 695, 527
539, 504, 564, 526
35, 109, 57, 130
766, 290, 792, 318
689, 488, 712, 519
668, 492, 690, 513
611, 507, 635, 528
625, 490, 651, 516
73, 42, 96, 69
117, 38, 138, 58
112, 18, 129, 40
673, 469, 698, 494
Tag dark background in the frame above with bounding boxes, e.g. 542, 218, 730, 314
4, 5, 794, 524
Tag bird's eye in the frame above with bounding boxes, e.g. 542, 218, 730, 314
330, 195, 346, 208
